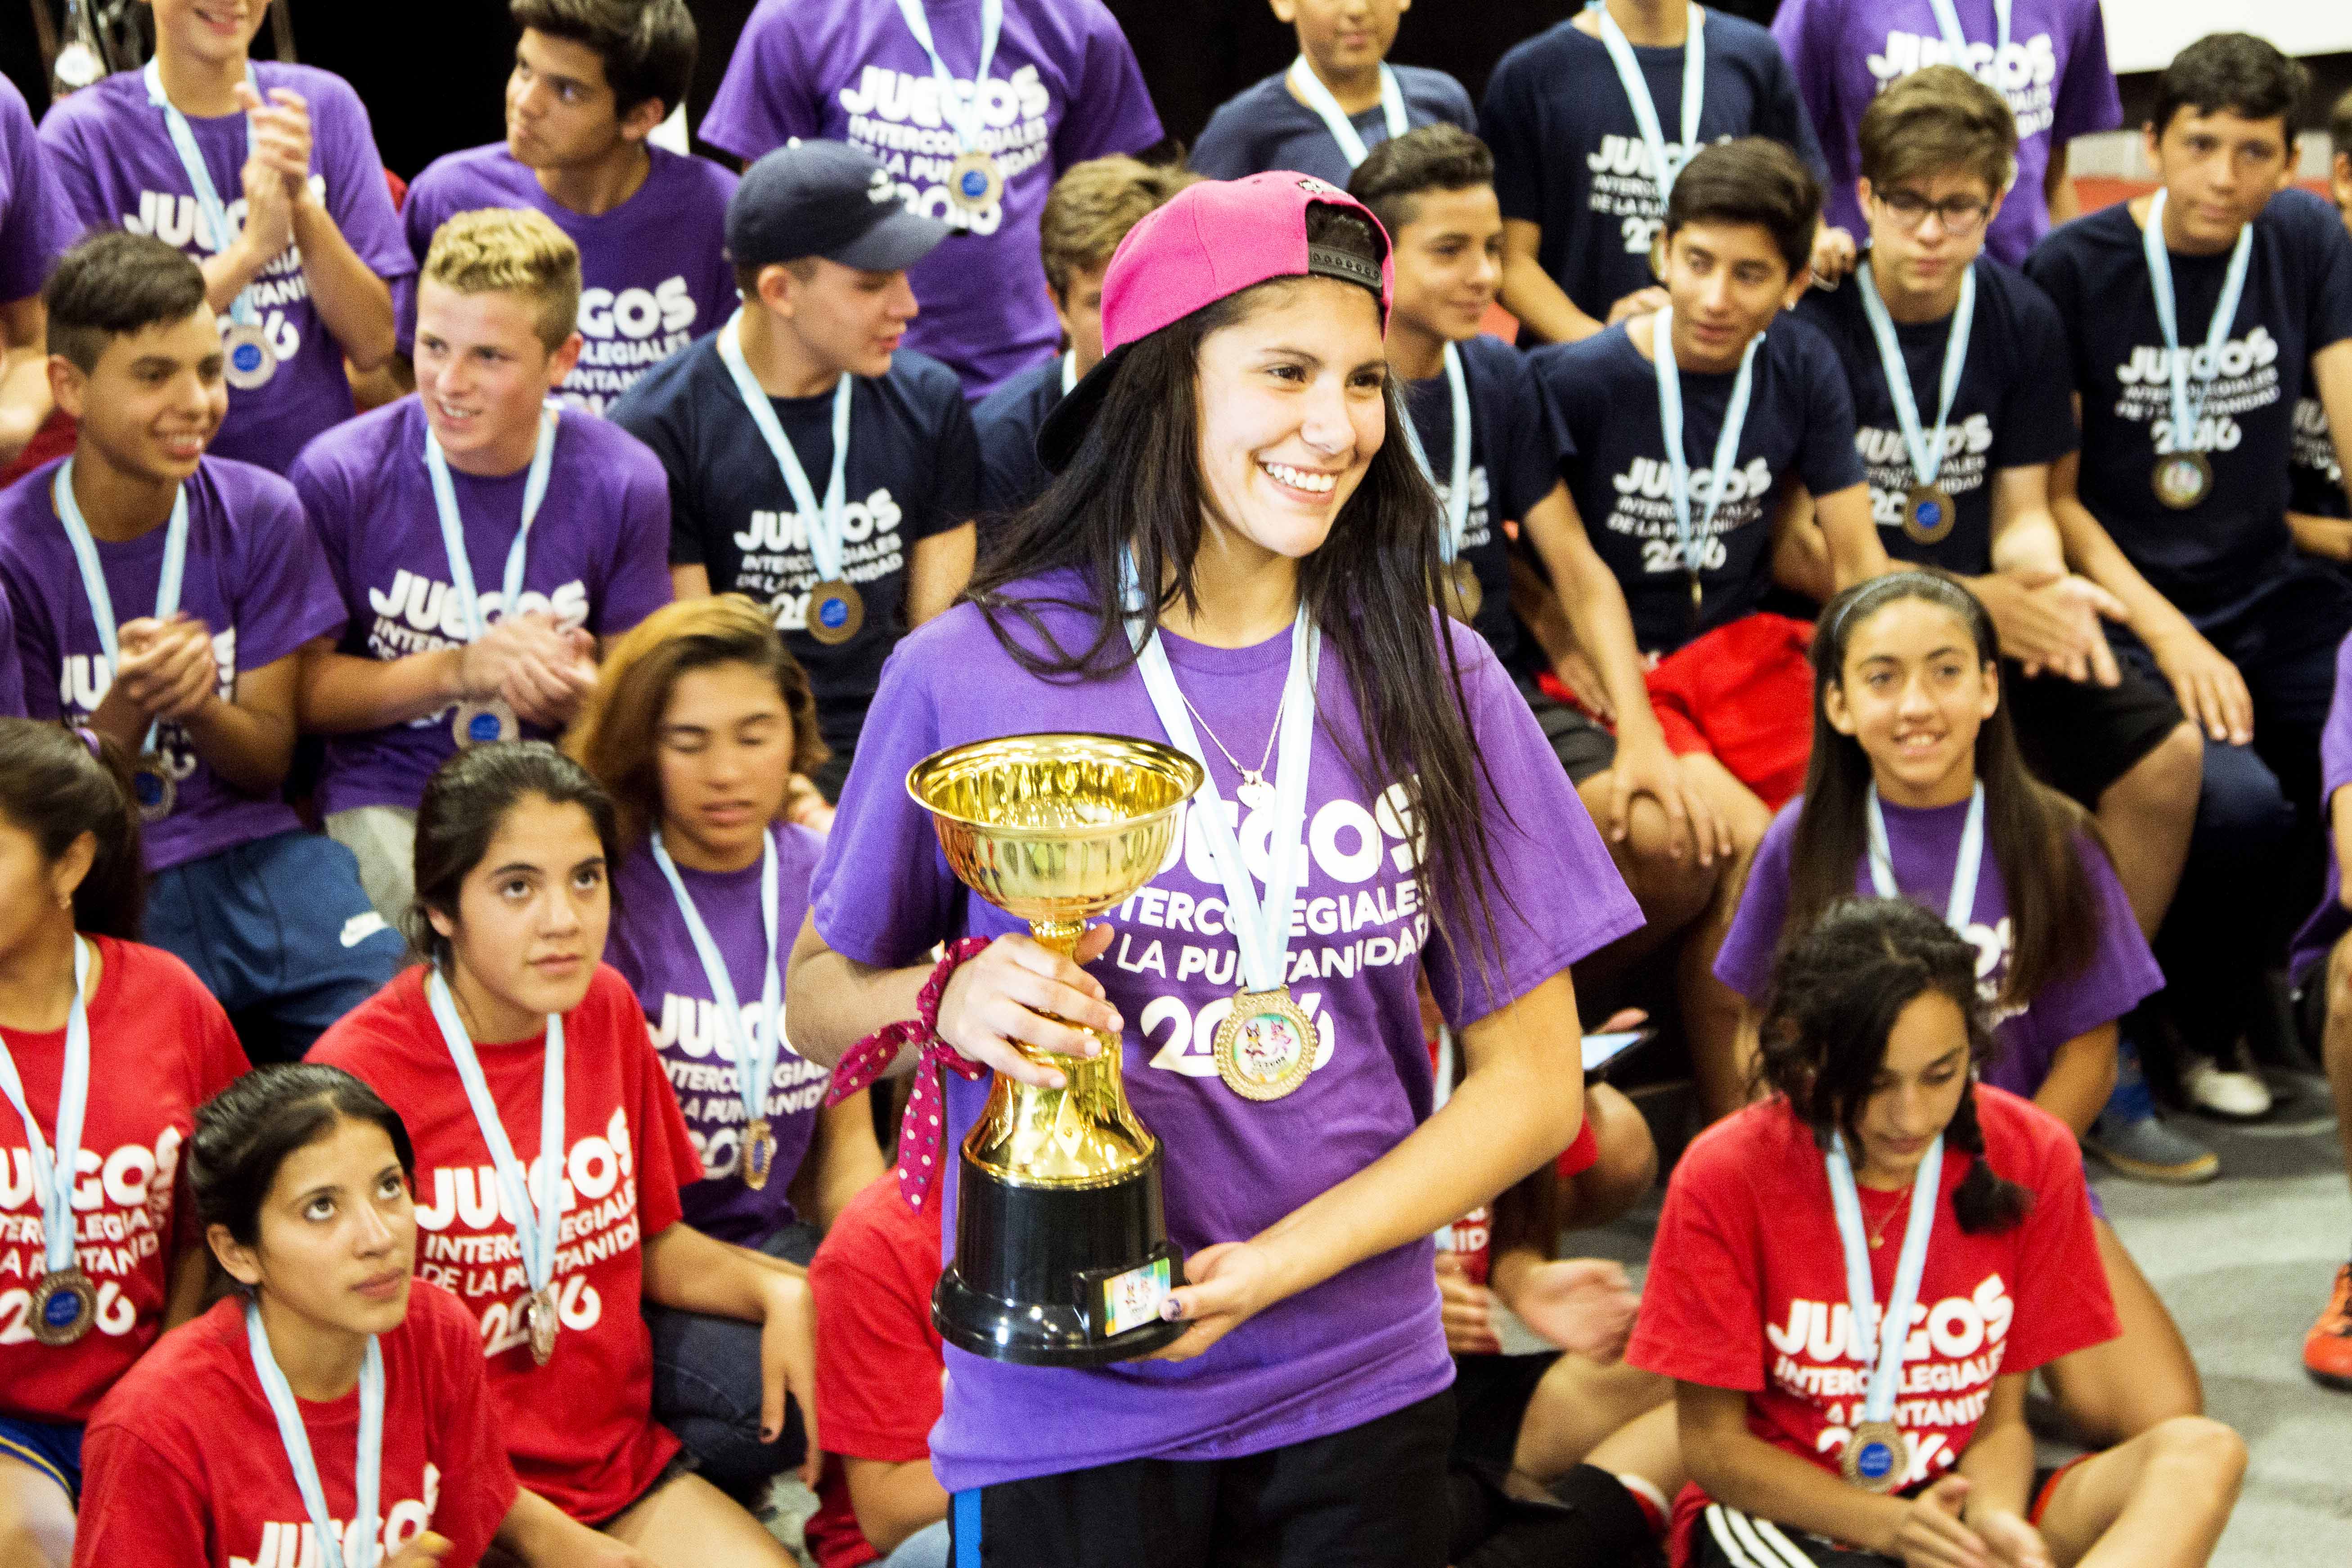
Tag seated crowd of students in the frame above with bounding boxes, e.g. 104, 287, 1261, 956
0, 0, 2348, 1564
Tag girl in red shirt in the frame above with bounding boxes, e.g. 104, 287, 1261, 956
1630, 898, 2243, 1568
0, 721, 249, 1568
310, 742, 813, 1568
74, 1062, 645, 1567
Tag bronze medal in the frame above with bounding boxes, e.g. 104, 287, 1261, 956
221, 320, 278, 390
1902, 484, 1956, 545
526, 1286, 559, 1366
2151, 450, 2213, 511
742, 1116, 776, 1191
1840, 1420, 1907, 1493
1439, 559, 1483, 623
451, 697, 518, 749
947, 150, 1004, 211
1213, 987, 1318, 1101
807, 580, 864, 645
29, 1267, 96, 1347
131, 752, 176, 823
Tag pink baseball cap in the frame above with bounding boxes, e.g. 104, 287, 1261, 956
1037, 171, 1394, 473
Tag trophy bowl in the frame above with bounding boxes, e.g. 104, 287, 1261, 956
907, 733, 1203, 1366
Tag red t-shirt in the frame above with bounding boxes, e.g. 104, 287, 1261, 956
310, 964, 704, 1524
0, 937, 247, 1423
73, 1280, 517, 1567
1628, 1089, 2118, 1496
1426, 1033, 1597, 1290
804, 1171, 946, 1568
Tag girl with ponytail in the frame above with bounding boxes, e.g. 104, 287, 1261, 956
1626, 899, 2246, 1568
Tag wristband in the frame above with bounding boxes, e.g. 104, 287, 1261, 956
825, 936, 992, 1209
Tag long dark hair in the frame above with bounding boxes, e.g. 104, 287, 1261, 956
0, 720, 144, 940
1788, 571, 2100, 1006
967, 207, 1515, 988
1760, 898, 2030, 1235
408, 741, 621, 969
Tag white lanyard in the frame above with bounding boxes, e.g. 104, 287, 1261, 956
1865, 782, 1986, 933
893, 0, 1003, 157
142, 59, 263, 328
1855, 260, 1978, 491
425, 970, 564, 1298
1124, 561, 1319, 997
717, 310, 854, 584
649, 828, 785, 1138
2141, 190, 2255, 450
1652, 308, 1760, 581
1394, 343, 1474, 562
1060, 350, 1078, 396
423, 407, 558, 643
245, 1300, 385, 1568
1592, 2, 1706, 203
1285, 55, 1408, 170
0, 938, 92, 1281
54, 458, 188, 757
1825, 1132, 1943, 1429
1925, 0, 2010, 73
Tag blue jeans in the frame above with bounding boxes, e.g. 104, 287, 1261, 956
647, 1221, 821, 1501
884, 1519, 951, 1568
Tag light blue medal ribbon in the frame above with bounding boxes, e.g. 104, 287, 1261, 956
1825, 1130, 1944, 1489
0, 938, 94, 1325
1124, 558, 1323, 1098
1393, 343, 1475, 564
1286, 54, 1409, 170
1592, 1, 1706, 204
1651, 307, 1760, 609
143, 59, 276, 385
1856, 258, 1978, 543
894, 0, 1004, 206
424, 969, 566, 1358
1924, 0, 2010, 75
244, 1299, 385, 1568
1865, 782, 1986, 932
54, 458, 189, 815
2141, 189, 2256, 455
649, 826, 787, 1186
716, 310, 857, 620
422, 407, 559, 643
1061, 350, 1078, 397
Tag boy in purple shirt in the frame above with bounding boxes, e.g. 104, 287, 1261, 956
0, 232, 399, 1056
700, 0, 1165, 397
1772, 0, 2123, 266
37, 0, 411, 474
0, 73, 75, 475
399, 0, 740, 415
294, 208, 673, 924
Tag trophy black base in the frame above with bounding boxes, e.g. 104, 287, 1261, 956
935, 1146, 1186, 1368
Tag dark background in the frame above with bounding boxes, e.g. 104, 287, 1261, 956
4, 1, 2346, 182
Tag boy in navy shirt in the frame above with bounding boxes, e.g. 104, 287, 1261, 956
1483, 0, 1839, 346
1527, 136, 1887, 1117
975, 155, 1195, 523
1190, 0, 1475, 187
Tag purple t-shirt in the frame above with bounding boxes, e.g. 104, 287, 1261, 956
1714, 794, 2161, 1097
288, 398, 673, 815
38, 63, 416, 474
700, 0, 1164, 398
1772, 0, 2122, 267
607, 825, 833, 1245
0, 574, 24, 719
810, 572, 1644, 1490
0, 455, 345, 870
2290, 634, 2352, 987
0, 74, 75, 304
396, 143, 740, 415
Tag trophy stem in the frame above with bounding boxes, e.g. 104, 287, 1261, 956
1029, 916, 1086, 957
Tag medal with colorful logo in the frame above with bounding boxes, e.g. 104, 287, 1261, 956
424, 406, 560, 748
54, 459, 190, 823
427, 969, 567, 1366
717, 310, 865, 646
1, 937, 98, 1347
1825, 1129, 1944, 1492
1286, 52, 1408, 171
247, 1299, 384, 1568
1856, 257, 1979, 546
1652, 308, 1761, 619
1394, 343, 1482, 623
145, 60, 278, 388
2139, 188, 2253, 512
895, 0, 1006, 211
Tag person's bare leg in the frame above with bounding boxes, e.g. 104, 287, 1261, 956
0, 1457, 73, 1568
604, 1472, 794, 1567
1671, 754, 1775, 1121
1557, 1083, 1659, 1232
2041, 1217, 2202, 1444
2035, 1415, 2245, 1568
1582, 1400, 1687, 1502
2094, 720, 2202, 938
1572, 778, 1718, 978
2326, 935, 2352, 1179
1510, 1357, 1671, 1483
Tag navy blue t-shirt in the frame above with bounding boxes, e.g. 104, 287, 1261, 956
1483, 10, 1827, 327
1796, 257, 2077, 575
974, 350, 1066, 525
2024, 189, 2352, 621
1403, 333, 1567, 670
1190, 65, 1476, 187
1534, 314, 1863, 655
609, 335, 978, 769
2291, 395, 2347, 521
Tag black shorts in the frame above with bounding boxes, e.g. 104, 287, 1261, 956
2004, 654, 2185, 808
1686, 1467, 2074, 1567
1514, 674, 1617, 785
949, 1391, 1455, 1568
1449, 1352, 1560, 1472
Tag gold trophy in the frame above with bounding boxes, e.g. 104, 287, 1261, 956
907, 732, 1203, 1365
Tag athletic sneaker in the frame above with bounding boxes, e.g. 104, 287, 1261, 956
2086, 1041, 2218, 1184
2303, 1263, 2352, 1390
2183, 1052, 2273, 1120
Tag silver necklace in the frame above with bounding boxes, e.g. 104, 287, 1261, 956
1173, 686, 1281, 811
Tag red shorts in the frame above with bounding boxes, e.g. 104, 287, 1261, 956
1644, 613, 1816, 811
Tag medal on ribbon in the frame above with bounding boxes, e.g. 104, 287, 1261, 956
2, 938, 97, 1348
2140, 188, 2252, 513
1286, 53, 1409, 171
1651, 309, 1761, 622
895, 0, 1008, 211
1394, 343, 1482, 625
247, 1300, 385, 1568
53, 460, 192, 824
1855, 257, 1979, 548
423, 406, 560, 748
145, 61, 278, 387
717, 311, 866, 647
1825, 1131, 1945, 1493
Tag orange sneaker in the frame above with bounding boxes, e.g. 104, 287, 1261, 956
2303, 1264, 2352, 1390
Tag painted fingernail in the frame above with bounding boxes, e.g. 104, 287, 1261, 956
1107, 1014, 1124, 1033
1159, 1296, 1184, 1320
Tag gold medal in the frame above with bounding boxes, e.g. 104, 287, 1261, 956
807, 580, 864, 645
452, 697, 518, 749
1439, 559, 1483, 623
29, 1267, 96, 1347
526, 1286, 559, 1366
1213, 987, 1317, 1101
221, 320, 278, 390
1902, 484, 1956, 545
1840, 1420, 1907, 1492
947, 150, 1004, 211
2152, 450, 2213, 511
131, 752, 176, 822
742, 1116, 776, 1191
